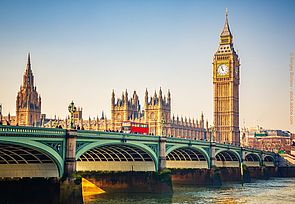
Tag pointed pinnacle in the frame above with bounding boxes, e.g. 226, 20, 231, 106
26, 52, 32, 71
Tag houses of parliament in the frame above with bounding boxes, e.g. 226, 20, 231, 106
0, 10, 240, 144
1, 54, 209, 139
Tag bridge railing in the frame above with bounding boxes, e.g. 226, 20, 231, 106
0, 125, 277, 160
166, 136, 210, 145
77, 129, 160, 141
0, 125, 66, 137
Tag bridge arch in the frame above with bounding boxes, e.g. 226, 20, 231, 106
76, 141, 158, 172
0, 140, 63, 177
245, 153, 261, 162
263, 155, 275, 166
244, 153, 261, 167
166, 145, 210, 161
215, 150, 241, 168
166, 146, 209, 169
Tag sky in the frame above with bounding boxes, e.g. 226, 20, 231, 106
0, 0, 295, 131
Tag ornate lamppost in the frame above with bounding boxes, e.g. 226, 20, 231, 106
68, 101, 77, 129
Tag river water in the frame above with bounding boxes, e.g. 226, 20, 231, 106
84, 177, 295, 204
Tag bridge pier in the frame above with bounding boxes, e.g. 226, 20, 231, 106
64, 130, 77, 177
241, 149, 246, 161
158, 137, 167, 172
60, 129, 82, 204
210, 142, 216, 168
209, 143, 222, 186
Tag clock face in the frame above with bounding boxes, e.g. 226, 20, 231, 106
217, 64, 229, 76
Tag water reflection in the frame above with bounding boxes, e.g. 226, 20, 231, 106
84, 178, 295, 204
84, 192, 172, 204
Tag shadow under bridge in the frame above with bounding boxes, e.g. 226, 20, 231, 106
0, 143, 60, 178
215, 150, 240, 168
76, 144, 157, 172
166, 147, 209, 169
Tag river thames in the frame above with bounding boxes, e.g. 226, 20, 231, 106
83, 177, 295, 204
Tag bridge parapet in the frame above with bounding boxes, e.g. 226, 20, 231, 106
166, 137, 209, 146
77, 130, 160, 141
0, 125, 66, 137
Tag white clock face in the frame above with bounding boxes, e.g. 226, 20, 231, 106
217, 64, 229, 76
235, 66, 239, 76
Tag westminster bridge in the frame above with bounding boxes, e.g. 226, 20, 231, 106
0, 125, 277, 178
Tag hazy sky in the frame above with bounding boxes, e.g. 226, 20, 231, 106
0, 0, 295, 131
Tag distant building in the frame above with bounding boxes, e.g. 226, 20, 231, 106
241, 126, 292, 153
1, 113, 16, 126
0, 54, 42, 126
40, 88, 208, 139
111, 90, 142, 131
73, 107, 83, 124
16, 53, 41, 126
1, 52, 207, 140
110, 89, 208, 139
213, 9, 240, 145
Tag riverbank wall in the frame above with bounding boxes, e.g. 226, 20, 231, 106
171, 166, 284, 186
78, 170, 173, 194
278, 167, 295, 177
171, 168, 241, 186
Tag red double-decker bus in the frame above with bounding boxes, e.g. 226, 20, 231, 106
122, 121, 149, 135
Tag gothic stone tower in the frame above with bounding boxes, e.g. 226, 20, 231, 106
111, 90, 141, 131
213, 10, 240, 145
16, 53, 41, 126
144, 88, 171, 136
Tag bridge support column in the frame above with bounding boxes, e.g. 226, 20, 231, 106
261, 153, 264, 166
210, 142, 216, 168
64, 130, 77, 177
209, 142, 221, 186
240, 148, 245, 170
158, 137, 167, 172
241, 149, 246, 161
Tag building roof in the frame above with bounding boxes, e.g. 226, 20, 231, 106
220, 8, 232, 37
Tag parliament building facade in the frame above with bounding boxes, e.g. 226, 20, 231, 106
42, 88, 209, 140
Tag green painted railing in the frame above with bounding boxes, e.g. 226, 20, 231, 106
77, 130, 160, 142
0, 125, 66, 137
0, 125, 276, 158
166, 137, 209, 145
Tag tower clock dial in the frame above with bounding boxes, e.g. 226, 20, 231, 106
217, 64, 229, 76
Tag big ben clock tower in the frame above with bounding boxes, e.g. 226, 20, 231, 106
213, 9, 240, 145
